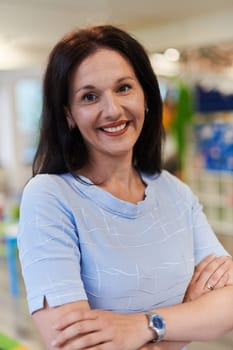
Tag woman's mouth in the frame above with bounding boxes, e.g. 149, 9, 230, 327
102, 123, 127, 133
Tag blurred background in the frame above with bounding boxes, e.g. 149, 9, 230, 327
0, 0, 233, 349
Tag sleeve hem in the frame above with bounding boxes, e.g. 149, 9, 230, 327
28, 290, 88, 314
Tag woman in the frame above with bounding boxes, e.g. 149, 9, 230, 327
17, 25, 233, 350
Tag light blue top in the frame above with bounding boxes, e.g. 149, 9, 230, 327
18, 170, 228, 317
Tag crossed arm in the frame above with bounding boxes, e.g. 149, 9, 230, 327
32, 255, 233, 350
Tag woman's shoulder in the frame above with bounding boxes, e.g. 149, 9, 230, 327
24, 173, 61, 189
22, 173, 72, 197
159, 169, 189, 187
144, 170, 194, 203
143, 169, 186, 186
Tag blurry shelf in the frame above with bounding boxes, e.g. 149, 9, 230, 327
185, 113, 233, 236
208, 220, 233, 236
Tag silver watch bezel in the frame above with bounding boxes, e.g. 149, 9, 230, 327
146, 311, 166, 343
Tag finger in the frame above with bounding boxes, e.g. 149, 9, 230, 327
204, 257, 231, 289
214, 272, 229, 289
53, 319, 102, 347
53, 310, 98, 331
53, 329, 111, 349
197, 256, 228, 285
193, 255, 217, 282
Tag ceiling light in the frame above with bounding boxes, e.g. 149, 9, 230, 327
150, 53, 180, 77
0, 45, 27, 70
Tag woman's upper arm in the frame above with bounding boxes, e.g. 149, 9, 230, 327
190, 190, 230, 263
33, 299, 90, 349
18, 175, 88, 314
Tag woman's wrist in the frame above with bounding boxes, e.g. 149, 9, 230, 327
139, 340, 189, 350
135, 312, 156, 345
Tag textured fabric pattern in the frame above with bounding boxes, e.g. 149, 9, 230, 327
17, 170, 229, 314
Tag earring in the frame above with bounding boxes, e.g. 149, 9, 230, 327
145, 107, 149, 114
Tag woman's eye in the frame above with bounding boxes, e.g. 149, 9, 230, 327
118, 84, 131, 92
83, 93, 97, 102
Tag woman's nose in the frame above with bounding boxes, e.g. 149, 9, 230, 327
101, 92, 122, 118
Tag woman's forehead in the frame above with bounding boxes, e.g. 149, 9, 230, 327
70, 48, 137, 90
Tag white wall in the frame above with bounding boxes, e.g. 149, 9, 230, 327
0, 70, 42, 194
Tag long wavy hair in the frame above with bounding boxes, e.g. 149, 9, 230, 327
33, 25, 164, 176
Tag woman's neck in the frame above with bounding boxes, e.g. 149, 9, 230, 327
77, 158, 146, 204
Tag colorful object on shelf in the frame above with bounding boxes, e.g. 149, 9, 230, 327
0, 221, 20, 297
195, 122, 233, 172
5, 235, 19, 297
0, 332, 29, 350
171, 83, 194, 169
196, 85, 233, 113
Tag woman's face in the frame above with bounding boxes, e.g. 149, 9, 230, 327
66, 48, 146, 163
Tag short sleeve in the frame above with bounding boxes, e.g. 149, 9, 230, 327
191, 190, 230, 264
162, 171, 230, 265
17, 175, 88, 314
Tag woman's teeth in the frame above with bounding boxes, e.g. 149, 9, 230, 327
102, 123, 126, 133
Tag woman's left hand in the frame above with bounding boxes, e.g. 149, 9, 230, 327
183, 255, 231, 302
51, 309, 149, 350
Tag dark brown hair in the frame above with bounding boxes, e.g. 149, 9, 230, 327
33, 25, 163, 176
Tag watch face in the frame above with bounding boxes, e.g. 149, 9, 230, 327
152, 315, 165, 330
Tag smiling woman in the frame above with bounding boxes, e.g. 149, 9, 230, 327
17, 24, 233, 350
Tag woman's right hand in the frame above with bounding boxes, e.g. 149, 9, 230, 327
183, 255, 231, 302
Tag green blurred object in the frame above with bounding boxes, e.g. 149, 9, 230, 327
171, 83, 194, 170
0, 332, 29, 349
10, 205, 20, 222
0, 221, 6, 257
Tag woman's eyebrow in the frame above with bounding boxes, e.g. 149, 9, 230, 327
117, 76, 135, 83
74, 76, 135, 95
74, 84, 95, 95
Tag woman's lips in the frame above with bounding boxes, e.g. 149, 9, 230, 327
99, 121, 129, 135
102, 123, 127, 133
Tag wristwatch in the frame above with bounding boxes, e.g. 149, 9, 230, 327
145, 311, 166, 343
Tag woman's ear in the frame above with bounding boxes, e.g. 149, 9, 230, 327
64, 106, 75, 130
